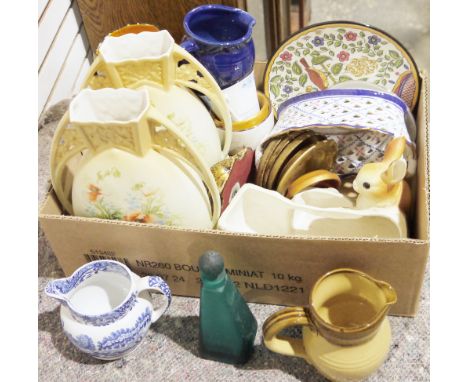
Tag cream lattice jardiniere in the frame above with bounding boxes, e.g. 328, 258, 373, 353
81, 30, 232, 158
50, 88, 220, 228
264, 22, 420, 114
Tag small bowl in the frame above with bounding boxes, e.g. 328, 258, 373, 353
216, 91, 274, 152
109, 23, 160, 37
286, 170, 342, 198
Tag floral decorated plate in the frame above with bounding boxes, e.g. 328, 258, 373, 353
264, 21, 420, 114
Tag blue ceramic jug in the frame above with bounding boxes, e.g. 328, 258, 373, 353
181, 5, 256, 89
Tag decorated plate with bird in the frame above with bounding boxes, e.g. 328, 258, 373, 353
264, 21, 420, 115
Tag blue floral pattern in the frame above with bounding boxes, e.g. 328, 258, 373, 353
312, 36, 324, 47
283, 85, 293, 94
46, 261, 137, 326
47, 260, 173, 360
368, 34, 382, 45
67, 334, 96, 352
70, 292, 137, 327
65, 307, 152, 360
148, 276, 172, 308
46, 261, 129, 295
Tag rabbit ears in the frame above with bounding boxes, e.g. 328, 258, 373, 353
354, 136, 408, 188
381, 157, 407, 185
381, 136, 408, 185
382, 136, 406, 164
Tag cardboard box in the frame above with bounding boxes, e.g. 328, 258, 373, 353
39, 64, 430, 317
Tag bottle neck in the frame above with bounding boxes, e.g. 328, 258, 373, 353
201, 269, 227, 288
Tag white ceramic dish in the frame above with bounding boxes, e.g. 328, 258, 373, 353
220, 107, 274, 153
217, 184, 406, 238
292, 188, 354, 208
217, 91, 275, 153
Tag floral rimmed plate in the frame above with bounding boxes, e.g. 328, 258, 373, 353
264, 21, 420, 114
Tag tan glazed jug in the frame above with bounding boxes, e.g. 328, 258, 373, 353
263, 269, 397, 381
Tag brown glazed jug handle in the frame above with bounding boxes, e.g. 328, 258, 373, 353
262, 306, 316, 359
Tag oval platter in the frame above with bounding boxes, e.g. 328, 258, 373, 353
264, 21, 421, 115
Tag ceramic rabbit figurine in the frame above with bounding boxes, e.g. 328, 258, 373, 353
353, 137, 408, 209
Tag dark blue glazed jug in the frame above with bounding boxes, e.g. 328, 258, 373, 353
181, 4, 256, 89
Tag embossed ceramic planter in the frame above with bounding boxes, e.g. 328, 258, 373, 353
218, 184, 407, 238
50, 88, 220, 228
45, 260, 172, 360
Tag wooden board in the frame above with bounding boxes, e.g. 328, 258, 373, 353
47, 26, 90, 107
72, 50, 93, 94
38, 0, 72, 67
39, 0, 91, 117
77, 0, 244, 52
38, 1, 83, 114
38, 0, 50, 20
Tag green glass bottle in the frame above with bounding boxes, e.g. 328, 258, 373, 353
198, 251, 257, 364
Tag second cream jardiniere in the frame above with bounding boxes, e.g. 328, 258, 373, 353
82, 29, 233, 160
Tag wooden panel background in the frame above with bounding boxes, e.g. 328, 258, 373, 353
38, 0, 92, 118
77, 0, 243, 52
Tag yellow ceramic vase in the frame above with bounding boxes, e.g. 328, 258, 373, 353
263, 269, 397, 382
50, 87, 221, 227
81, 30, 232, 158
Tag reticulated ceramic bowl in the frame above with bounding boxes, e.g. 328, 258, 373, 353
256, 88, 416, 176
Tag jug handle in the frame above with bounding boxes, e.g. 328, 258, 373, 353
262, 306, 315, 359
180, 38, 199, 54
137, 276, 172, 323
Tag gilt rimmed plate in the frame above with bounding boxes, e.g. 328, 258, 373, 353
256, 131, 305, 187
265, 133, 318, 189
264, 21, 420, 114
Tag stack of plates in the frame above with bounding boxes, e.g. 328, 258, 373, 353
255, 131, 337, 195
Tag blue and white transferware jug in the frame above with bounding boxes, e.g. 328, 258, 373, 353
45, 260, 172, 360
